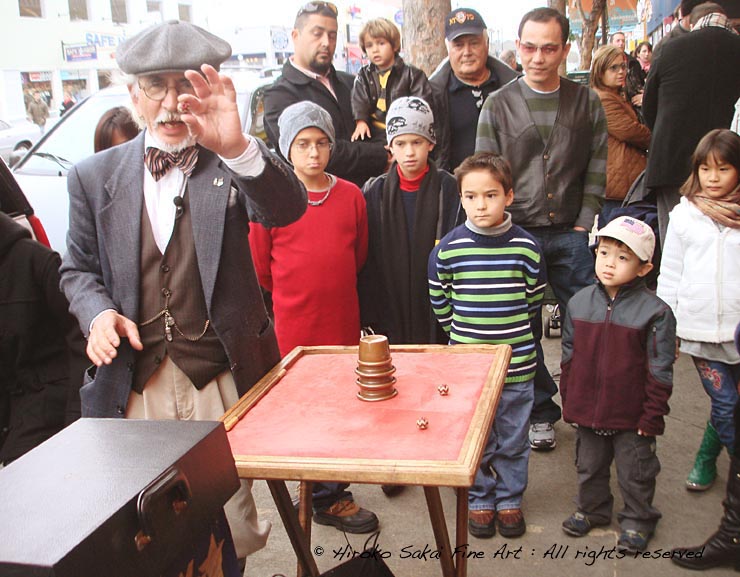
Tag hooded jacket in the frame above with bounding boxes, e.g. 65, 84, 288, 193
0, 212, 83, 462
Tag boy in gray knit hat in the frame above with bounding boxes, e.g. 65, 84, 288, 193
359, 97, 463, 430
249, 101, 377, 534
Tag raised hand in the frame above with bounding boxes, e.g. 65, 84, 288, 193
179, 64, 250, 159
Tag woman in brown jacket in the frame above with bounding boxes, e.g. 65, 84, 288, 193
590, 45, 652, 226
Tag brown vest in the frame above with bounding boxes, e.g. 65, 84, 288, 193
133, 190, 229, 392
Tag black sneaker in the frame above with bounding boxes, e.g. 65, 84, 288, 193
562, 512, 594, 537
617, 529, 651, 554
313, 499, 379, 534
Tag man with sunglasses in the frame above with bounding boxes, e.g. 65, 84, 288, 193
59, 20, 306, 566
476, 7, 608, 454
429, 7, 518, 172
264, 2, 389, 189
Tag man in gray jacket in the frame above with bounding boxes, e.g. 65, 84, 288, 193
429, 7, 518, 172
59, 20, 306, 565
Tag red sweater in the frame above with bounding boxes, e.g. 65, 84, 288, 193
248, 177, 368, 356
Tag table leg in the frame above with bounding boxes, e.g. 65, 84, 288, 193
266, 479, 319, 577
297, 481, 313, 577
423, 486, 455, 577
455, 488, 469, 577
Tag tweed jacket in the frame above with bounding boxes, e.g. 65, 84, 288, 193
595, 88, 650, 200
60, 132, 306, 417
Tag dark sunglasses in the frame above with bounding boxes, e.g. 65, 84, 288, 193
297, 1, 338, 17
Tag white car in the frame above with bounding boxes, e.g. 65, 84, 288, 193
13, 75, 277, 253
0, 118, 43, 165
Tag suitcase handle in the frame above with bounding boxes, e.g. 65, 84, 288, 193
135, 467, 192, 551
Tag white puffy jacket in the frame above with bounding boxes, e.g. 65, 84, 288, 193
657, 196, 740, 343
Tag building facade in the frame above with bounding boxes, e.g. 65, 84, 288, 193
0, 0, 202, 121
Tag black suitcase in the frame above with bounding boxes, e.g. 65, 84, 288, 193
0, 418, 240, 577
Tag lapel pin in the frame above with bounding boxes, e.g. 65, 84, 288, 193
213, 177, 224, 187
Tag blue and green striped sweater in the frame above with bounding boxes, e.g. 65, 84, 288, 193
428, 222, 546, 384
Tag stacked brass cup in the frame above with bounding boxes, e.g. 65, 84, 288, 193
355, 334, 397, 401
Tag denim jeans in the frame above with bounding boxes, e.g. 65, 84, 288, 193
470, 379, 534, 511
527, 228, 595, 424
692, 358, 740, 453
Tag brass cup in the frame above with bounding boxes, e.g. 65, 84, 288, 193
358, 334, 391, 363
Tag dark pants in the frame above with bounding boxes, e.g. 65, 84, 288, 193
575, 427, 662, 533
650, 185, 681, 249
527, 228, 595, 424
313, 483, 352, 511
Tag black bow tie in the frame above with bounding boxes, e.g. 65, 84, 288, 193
144, 146, 198, 181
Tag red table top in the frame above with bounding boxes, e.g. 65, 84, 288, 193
227, 351, 496, 463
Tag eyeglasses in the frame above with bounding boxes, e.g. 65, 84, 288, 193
297, 1, 338, 17
138, 78, 195, 101
518, 43, 562, 56
292, 139, 333, 153
607, 63, 627, 72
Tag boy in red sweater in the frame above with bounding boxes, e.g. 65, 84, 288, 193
247, 100, 376, 535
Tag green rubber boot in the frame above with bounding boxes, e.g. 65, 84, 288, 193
686, 421, 722, 491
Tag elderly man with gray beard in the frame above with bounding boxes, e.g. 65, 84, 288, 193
59, 19, 306, 568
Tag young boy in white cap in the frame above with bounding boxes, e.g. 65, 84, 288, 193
560, 216, 676, 554
359, 96, 462, 349
248, 100, 378, 534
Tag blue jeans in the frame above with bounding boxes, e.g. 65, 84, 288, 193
470, 379, 534, 511
527, 228, 595, 424
692, 358, 740, 453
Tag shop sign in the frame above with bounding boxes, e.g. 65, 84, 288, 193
64, 43, 98, 62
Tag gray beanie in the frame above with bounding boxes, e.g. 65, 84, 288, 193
117, 20, 232, 75
278, 101, 336, 161
385, 96, 436, 145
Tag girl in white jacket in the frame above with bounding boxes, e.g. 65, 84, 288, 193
657, 129, 740, 493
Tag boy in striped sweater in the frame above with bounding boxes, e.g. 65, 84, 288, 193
428, 152, 546, 539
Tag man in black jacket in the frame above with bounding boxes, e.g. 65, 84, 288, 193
429, 7, 518, 172
263, 2, 388, 188
643, 3, 740, 245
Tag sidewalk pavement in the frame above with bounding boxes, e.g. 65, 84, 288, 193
245, 325, 732, 577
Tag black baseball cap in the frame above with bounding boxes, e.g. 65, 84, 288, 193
445, 8, 487, 41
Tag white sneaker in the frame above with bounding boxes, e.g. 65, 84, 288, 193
529, 422, 556, 450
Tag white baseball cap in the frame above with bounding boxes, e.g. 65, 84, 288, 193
594, 216, 655, 262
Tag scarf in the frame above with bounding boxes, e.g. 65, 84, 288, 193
692, 13, 738, 34
380, 160, 441, 343
692, 189, 740, 229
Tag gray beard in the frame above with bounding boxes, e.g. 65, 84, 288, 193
148, 131, 196, 154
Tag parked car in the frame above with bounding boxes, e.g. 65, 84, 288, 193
12, 73, 277, 253
0, 118, 43, 167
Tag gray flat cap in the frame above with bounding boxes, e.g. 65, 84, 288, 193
117, 20, 232, 75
